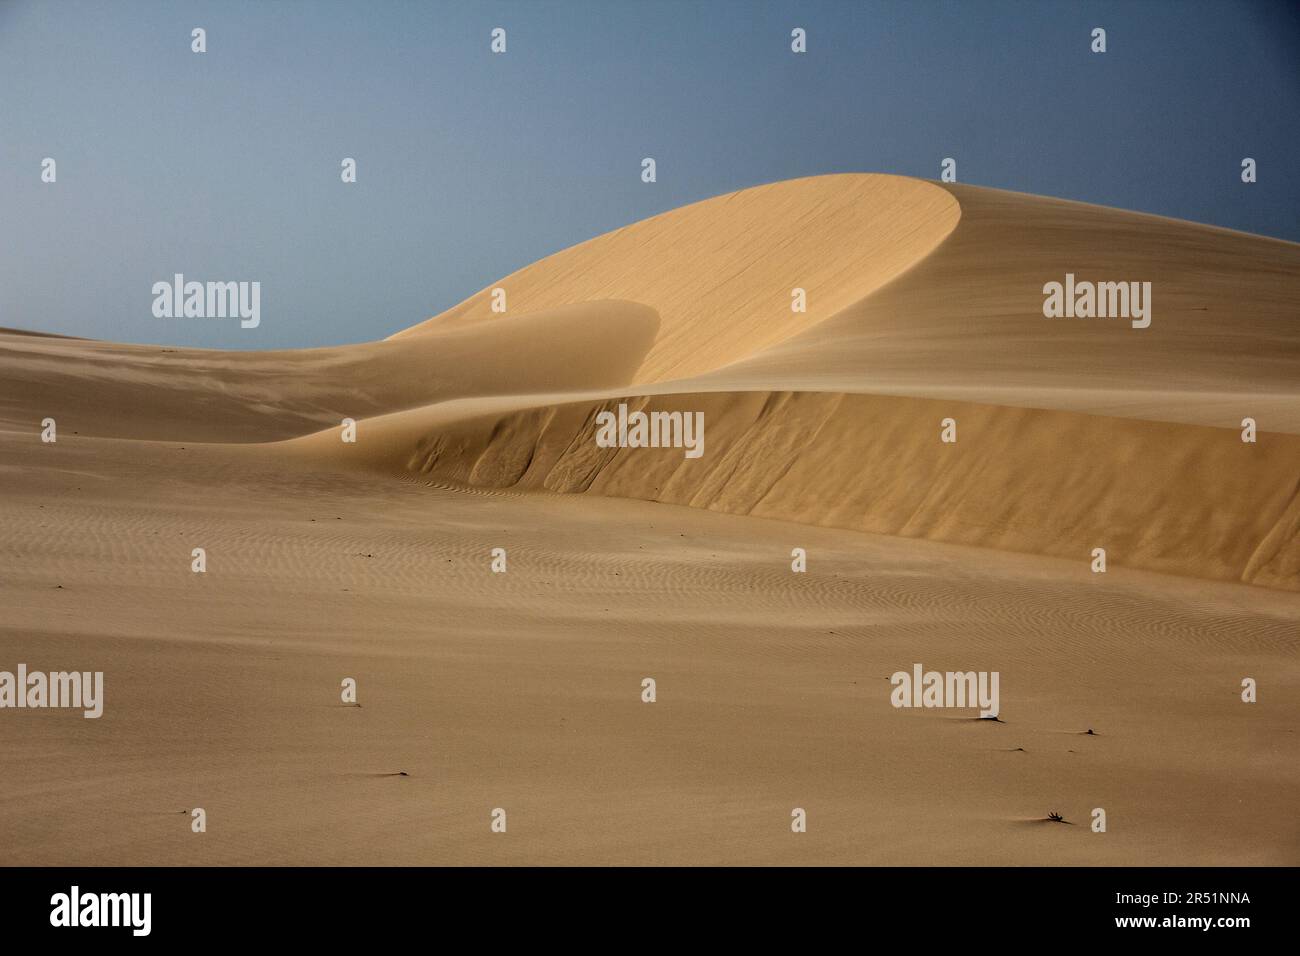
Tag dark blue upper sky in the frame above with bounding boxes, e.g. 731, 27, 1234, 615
2, 0, 1297, 348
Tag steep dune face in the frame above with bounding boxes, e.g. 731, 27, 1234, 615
390, 174, 962, 383
289, 390, 1300, 589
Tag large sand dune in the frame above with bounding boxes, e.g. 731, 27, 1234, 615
1, 174, 1296, 865
291, 173, 1300, 590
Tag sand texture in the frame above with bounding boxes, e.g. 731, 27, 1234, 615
1, 174, 1296, 864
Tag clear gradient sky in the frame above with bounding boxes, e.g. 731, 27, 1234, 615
2, 0, 1297, 348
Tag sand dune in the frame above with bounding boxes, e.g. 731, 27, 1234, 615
8, 175, 1277, 585
1, 173, 1297, 865
390, 174, 963, 383
392, 174, 1300, 431
279, 174, 1300, 589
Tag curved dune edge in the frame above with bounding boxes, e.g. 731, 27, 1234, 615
283, 390, 1300, 591
388, 174, 963, 383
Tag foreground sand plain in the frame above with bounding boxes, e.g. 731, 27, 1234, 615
1, 174, 1296, 864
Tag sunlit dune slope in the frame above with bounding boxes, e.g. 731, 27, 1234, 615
389, 174, 963, 383
391, 174, 1299, 433
701, 182, 1300, 431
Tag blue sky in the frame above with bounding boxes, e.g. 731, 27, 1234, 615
2, 0, 1296, 348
